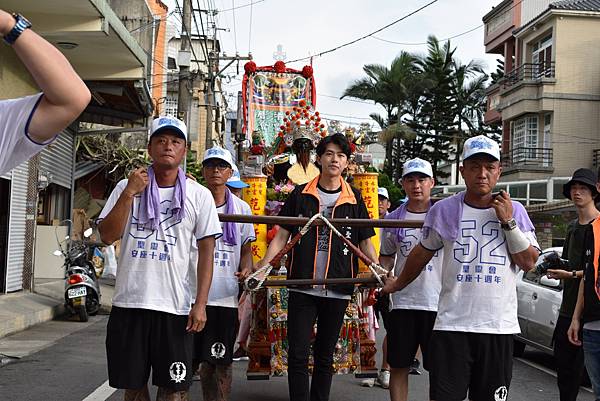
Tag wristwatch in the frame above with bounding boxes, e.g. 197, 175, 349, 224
573, 270, 577, 278
501, 218, 517, 231
3, 13, 32, 45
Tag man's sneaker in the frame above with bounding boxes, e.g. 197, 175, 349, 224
360, 378, 375, 387
377, 369, 390, 389
409, 358, 422, 375
232, 347, 249, 361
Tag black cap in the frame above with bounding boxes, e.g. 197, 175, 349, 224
563, 168, 599, 199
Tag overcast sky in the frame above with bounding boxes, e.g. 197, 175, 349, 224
165, 0, 502, 128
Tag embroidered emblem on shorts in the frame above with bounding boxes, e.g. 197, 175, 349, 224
211, 342, 226, 358
494, 386, 508, 401
169, 362, 187, 383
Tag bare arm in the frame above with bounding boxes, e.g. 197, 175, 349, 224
359, 238, 378, 266
235, 242, 254, 281
492, 191, 539, 271
98, 192, 135, 245
382, 244, 434, 294
379, 254, 395, 273
568, 278, 585, 346
511, 246, 539, 272
187, 236, 216, 333
255, 226, 291, 269
0, 10, 91, 142
97, 169, 148, 244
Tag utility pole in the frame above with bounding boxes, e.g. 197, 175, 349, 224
204, 19, 252, 152
177, 0, 193, 134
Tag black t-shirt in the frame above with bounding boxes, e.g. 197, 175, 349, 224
559, 220, 588, 317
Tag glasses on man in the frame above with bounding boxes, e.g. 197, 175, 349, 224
203, 160, 231, 170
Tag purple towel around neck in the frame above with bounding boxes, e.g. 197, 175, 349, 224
423, 191, 535, 242
222, 188, 238, 246
138, 166, 187, 230
382, 201, 433, 243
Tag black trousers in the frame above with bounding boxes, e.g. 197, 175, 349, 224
554, 314, 585, 401
287, 291, 348, 401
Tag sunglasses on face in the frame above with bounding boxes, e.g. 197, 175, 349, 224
203, 160, 231, 170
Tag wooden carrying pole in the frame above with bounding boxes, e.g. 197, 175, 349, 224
218, 214, 423, 228
258, 277, 380, 287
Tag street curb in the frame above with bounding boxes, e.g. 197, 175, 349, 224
0, 293, 65, 339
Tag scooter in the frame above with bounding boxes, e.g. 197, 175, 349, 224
53, 224, 101, 322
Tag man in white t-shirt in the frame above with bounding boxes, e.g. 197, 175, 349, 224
383, 135, 540, 401
193, 147, 255, 401
0, 9, 90, 175
380, 158, 442, 401
98, 117, 222, 401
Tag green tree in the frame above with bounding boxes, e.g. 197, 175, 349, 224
342, 52, 419, 178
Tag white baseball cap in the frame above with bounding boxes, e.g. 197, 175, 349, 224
227, 165, 250, 189
377, 187, 389, 200
402, 158, 433, 178
150, 116, 187, 141
202, 146, 234, 168
462, 135, 500, 161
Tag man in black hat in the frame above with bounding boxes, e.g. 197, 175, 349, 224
546, 168, 599, 401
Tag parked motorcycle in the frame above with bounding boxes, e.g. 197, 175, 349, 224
53, 223, 101, 322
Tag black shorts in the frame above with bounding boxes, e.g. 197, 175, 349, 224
429, 331, 513, 401
386, 309, 436, 370
106, 306, 194, 391
194, 305, 238, 365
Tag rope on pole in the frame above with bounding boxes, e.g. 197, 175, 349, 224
243, 213, 388, 291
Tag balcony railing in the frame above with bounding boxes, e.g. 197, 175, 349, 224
501, 62, 556, 89
594, 149, 600, 168
501, 147, 553, 169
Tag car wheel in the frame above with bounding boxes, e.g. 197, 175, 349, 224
513, 340, 526, 357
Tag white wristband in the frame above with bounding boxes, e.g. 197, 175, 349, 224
504, 225, 530, 254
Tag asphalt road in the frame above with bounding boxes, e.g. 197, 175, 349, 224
0, 315, 595, 401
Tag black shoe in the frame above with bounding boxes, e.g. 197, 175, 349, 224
232, 347, 249, 361
409, 358, 421, 375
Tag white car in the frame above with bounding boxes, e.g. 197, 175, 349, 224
514, 247, 563, 356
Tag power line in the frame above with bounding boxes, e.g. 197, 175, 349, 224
174, 0, 203, 71
231, 0, 238, 53
129, 10, 176, 34
191, 0, 209, 62
371, 24, 483, 46
318, 93, 375, 104
287, 0, 439, 63
319, 112, 373, 120
248, 0, 254, 53
219, 0, 265, 12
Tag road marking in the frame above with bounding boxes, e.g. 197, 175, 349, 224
82, 380, 116, 401
515, 357, 593, 393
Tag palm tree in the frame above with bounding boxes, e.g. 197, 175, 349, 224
342, 52, 418, 177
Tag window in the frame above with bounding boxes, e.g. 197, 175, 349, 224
511, 115, 538, 162
532, 34, 553, 78
164, 95, 178, 118
543, 113, 552, 167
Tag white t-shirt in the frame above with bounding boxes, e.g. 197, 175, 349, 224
0, 94, 53, 175
420, 204, 539, 334
202, 196, 256, 308
99, 178, 222, 315
380, 211, 442, 311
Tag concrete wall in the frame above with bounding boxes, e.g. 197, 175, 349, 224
147, 0, 169, 114
0, 47, 38, 99
109, 0, 154, 79
520, 0, 552, 26
554, 15, 600, 95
